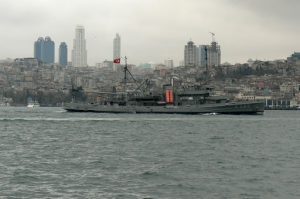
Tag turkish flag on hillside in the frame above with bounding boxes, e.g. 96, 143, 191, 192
113, 58, 120, 64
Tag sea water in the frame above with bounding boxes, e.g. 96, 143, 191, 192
0, 107, 299, 198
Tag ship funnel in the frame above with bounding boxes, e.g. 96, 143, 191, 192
165, 85, 174, 105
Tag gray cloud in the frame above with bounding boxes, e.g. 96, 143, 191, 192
226, 0, 300, 19
0, 0, 299, 65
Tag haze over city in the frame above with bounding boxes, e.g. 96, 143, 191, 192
0, 0, 299, 65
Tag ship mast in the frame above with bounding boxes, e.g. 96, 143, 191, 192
123, 56, 144, 99
124, 56, 128, 101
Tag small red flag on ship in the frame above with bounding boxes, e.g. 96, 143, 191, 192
113, 58, 120, 64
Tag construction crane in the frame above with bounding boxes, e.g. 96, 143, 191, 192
209, 32, 215, 42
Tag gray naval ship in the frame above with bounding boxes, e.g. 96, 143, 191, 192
64, 93, 264, 114
64, 58, 264, 115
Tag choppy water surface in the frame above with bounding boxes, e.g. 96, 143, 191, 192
0, 107, 299, 198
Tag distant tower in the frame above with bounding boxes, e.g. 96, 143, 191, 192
34, 36, 54, 64
206, 33, 221, 67
113, 33, 121, 71
59, 42, 68, 66
34, 37, 44, 61
184, 41, 198, 67
208, 41, 221, 67
198, 33, 221, 68
42, 36, 55, 64
199, 45, 210, 68
72, 25, 87, 67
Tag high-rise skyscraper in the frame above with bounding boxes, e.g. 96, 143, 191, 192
208, 41, 221, 67
43, 36, 55, 64
59, 42, 68, 67
72, 25, 87, 67
184, 39, 221, 68
199, 42, 221, 68
34, 37, 44, 61
199, 45, 209, 68
34, 36, 55, 64
184, 41, 198, 67
113, 33, 121, 71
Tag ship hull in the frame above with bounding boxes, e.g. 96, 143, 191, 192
64, 101, 264, 115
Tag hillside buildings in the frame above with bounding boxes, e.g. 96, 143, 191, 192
2, 53, 300, 108
287, 52, 300, 64
34, 36, 55, 64
72, 25, 87, 67
59, 42, 68, 67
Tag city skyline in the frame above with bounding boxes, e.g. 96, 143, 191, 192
0, 0, 300, 65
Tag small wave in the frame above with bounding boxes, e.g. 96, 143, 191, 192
142, 171, 156, 176
209, 136, 225, 140
202, 112, 219, 116
54, 110, 67, 113
0, 117, 209, 122
0, 117, 124, 122
0, 116, 270, 122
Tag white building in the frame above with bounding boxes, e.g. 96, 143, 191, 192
184, 41, 198, 67
164, 59, 174, 68
72, 25, 87, 67
208, 41, 221, 67
96, 60, 113, 69
113, 33, 121, 71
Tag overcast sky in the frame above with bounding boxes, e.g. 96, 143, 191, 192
0, 0, 299, 65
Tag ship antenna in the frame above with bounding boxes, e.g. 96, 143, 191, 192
205, 46, 208, 81
124, 56, 127, 101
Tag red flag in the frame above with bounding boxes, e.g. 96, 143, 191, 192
113, 58, 120, 64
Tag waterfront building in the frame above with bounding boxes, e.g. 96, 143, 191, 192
184, 41, 198, 67
59, 42, 68, 67
113, 33, 121, 71
34, 36, 55, 64
72, 25, 87, 67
